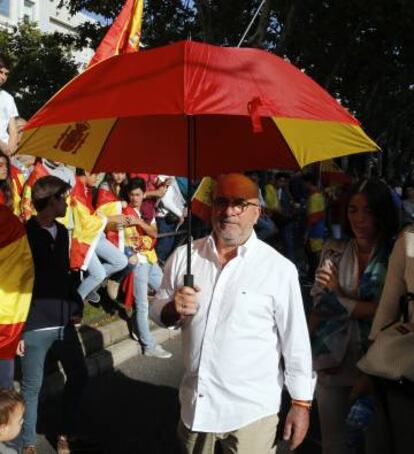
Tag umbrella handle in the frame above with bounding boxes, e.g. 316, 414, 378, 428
184, 274, 194, 288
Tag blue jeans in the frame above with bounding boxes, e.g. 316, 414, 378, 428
133, 262, 163, 352
155, 217, 177, 262
0, 359, 14, 389
78, 234, 128, 300
20, 325, 88, 447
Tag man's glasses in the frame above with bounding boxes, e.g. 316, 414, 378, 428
212, 197, 260, 215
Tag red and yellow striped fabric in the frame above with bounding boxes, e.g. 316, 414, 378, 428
123, 205, 157, 263
307, 189, 326, 253
320, 159, 350, 187
20, 160, 72, 227
96, 183, 124, 250
10, 165, 24, 195
191, 177, 216, 223
70, 177, 106, 271
121, 205, 157, 309
18, 41, 379, 177
10, 165, 24, 216
21, 160, 49, 221
0, 206, 34, 359
87, 0, 144, 68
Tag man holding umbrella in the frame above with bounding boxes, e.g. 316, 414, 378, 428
151, 173, 315, 453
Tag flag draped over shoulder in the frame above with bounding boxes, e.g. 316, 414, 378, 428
96, 182, 124, 250
0, 206, 34, 359
191, 177, 216, 223
121, 205, 157, 309
123, 205, 157, 264
87, 0, 144, 68
70, 177, 106, 271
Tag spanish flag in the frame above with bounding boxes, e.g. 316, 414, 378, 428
123, 205, 157, 264
87, 0, 144, 68
0, 206, 34, 359
121, 205, 157, 309
320, 159, 350, 187
10, 165, 24, 216
307, 189, 326, 253
0, 165, 22, 217
70, 177, 106, 271
20, 160, 49, 221
20, 160, 72, 228
96, 182, 124, 251
191, 177, 216, 223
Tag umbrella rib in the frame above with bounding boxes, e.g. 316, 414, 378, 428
92, 118, 120, 173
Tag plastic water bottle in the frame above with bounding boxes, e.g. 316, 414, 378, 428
344, 396, 375, 448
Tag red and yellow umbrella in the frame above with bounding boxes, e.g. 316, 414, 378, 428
18, 40, 378, 177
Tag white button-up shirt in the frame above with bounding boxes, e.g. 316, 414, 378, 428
151, 232, 315, 433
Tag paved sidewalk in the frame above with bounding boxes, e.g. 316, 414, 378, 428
38, 318, 180, 399
35, 335, 321, 454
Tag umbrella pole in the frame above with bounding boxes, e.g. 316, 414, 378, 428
184, 115, 195, 288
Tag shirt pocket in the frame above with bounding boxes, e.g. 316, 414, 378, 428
225, 289, 275, 331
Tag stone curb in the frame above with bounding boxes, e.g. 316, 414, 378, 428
38, 321, 180, 399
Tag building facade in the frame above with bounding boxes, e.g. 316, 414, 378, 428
0, 0, 98, 67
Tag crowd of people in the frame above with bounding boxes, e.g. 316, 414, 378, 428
1, 53, 414, 454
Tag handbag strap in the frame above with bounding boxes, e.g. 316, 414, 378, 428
399, 292, 414, 323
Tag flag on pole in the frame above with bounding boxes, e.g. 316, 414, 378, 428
191, 177, 216, 223
87, 0, 144, 68
0, 206, 34, 359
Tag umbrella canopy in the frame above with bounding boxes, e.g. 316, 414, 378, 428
18, 40, 378, 177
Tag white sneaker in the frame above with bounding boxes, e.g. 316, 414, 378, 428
144, 345, 173, 359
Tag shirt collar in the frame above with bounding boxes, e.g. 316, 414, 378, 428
207, 230, 258, 259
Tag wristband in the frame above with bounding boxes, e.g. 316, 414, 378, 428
291, 399, 312, 411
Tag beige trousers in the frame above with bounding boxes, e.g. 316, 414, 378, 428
177, 414, 279, 454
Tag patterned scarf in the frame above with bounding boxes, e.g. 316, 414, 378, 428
312, 239, 391, 370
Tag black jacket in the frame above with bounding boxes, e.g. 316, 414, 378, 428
24, 217, 81, 331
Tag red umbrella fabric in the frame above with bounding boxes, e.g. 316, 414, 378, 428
18, 40, 378, 177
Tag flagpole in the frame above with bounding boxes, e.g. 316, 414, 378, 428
237, 0, 267, 47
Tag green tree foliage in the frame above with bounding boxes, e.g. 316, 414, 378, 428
0, 21, 78, 119
61, 0, 413, 176
272, 0, 414, 177
60, 0, 195, 50
8, 0, 412, 176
